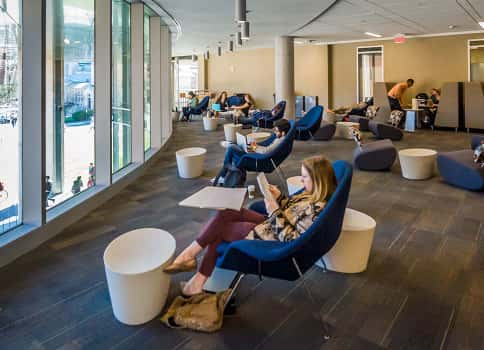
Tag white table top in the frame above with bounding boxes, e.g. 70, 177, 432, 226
336, 121, 360, 127
103, 228, 176, 275
224, 123, 243, 129
343, 208, 376, 231
246, 132, 272, 143
399, 148, 437, 157
175, 147, 207, 157
179, 186, 247, 211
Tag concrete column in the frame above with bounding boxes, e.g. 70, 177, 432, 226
275, 36, 295, 119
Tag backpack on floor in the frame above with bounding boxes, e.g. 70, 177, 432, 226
214, 164, 247, 188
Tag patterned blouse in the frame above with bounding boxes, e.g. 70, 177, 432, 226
246, 193, 326, 242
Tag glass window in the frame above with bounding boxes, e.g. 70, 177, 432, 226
173, 59, 199, 111
45, 0, 95, 208
357, 46, 383, 102
469, 40, 484, 82
112, 0, 131, 172
0, 0, 21, 234
144, 7, 155, 152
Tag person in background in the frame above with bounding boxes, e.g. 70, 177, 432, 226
181, 91, 199, 121
45, 176, 54, 206
71, 176, 83, 195
430, 88, 440, 106
214, 91, 228, 111
388, 78, 414, 111
230, 94, 254, 123
165, 155, 337, 296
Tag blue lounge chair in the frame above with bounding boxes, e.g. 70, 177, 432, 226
295, 105, 324, 140
215, 160, 353, 339
257, 101, 286, 129
234, 120, 296, 173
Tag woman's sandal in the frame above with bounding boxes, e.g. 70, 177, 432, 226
163, 258, 197, 274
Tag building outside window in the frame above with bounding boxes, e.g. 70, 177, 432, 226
0, 0, 21, 234
45, 0, 95, 208
144, 6, 156, 152
112, 0, 131, 173
173, 59, 198, 111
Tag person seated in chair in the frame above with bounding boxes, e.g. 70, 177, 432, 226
242, 101, 284, 126
213, 91, 228, 113
216, 94, 254, 122
181, 91, 199, 121
221, 118, 291, 176
164, 155, 337, 296
422, 88, 440, 128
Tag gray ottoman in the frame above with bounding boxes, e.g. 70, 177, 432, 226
369, 121, 403, 141
353, 139, 397, 171
313, 121, 336, 141
349, 115, 370, 131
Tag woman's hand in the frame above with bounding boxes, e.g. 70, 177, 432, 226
268, 184, 281, 200
264, 198, 279, 216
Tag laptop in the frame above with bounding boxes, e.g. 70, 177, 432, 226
211, 103, 221, 112
236, 132, 250, 153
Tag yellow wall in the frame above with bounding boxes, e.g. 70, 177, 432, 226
207, 48, 275, 109
330, 33, 484, 108
206, 33, 484, 110
207, 45, 330, 109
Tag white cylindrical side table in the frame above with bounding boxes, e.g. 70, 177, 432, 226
398, 148, 437, 180
286, 176, 304, 196
176, 147, 207, 178
246, 132, 272, 144
317, 208, 376, 273
224, 123, 243, 143
104, 228, 176, 325
203, 117, 218, 131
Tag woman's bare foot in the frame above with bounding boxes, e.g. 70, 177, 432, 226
181, 273, 208, 296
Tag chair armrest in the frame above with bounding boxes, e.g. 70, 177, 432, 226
224, 239, 293, 262
258, 134, 276, 147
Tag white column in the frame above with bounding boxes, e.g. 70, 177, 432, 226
95, 0, 112, 185
160, 25, 171, 144
22, 0, 45, 225
275, 36, 295, 119
130, 3, 144, 163
150, 17, 162, 149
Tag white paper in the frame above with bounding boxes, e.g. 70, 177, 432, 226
179, 186, 247, 211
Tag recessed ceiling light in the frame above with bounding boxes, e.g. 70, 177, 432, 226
479, 21, 484, 29
365, 32, 382, 38
448, 25, 456, 29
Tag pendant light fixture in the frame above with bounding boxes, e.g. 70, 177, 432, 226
236, 31, 243, 46
235, 0, 246, 23
204, 50, 210, 60
191, 54, 197, 62
217, 43, 222, 56
227, 40, 234, 52
241, 21, 250, 40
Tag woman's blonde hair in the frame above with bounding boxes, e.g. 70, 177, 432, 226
300, 155, 337, 203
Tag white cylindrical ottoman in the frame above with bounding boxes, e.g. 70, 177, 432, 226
398, 148, 437, 180
224, 123, 243, 143
317, 208, 376, 273
172, 111, 180, 121
203, 117, 218, 131
104, 228, 176, 325
335, 122, 360, 139
176, 147, 207, 178
246, 132, 272, 144
286, 176, 304, 196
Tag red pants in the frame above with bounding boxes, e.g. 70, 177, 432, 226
196, 208, 265, 277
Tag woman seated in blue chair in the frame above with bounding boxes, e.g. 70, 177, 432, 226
164, 155, 338, 296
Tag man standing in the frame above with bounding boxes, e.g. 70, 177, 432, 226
388, 78, 414, 111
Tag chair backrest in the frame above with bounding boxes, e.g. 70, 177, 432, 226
227, 95, 244, 107
298, 105, 323, 128
197, 96, 210, 110
284, 160, 353, 273
271, 100, 286, 120
266, 120, 296, 166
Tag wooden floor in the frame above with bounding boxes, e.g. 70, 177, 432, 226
1, 121, 483, 349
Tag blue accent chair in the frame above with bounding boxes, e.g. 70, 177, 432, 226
295, 106, 324, 140
215, 161, 353, 338
234, 120, 296, 173
188, 96, 210, 120
257, 101, 286, 129
437, 136, 484, 191
227, 95, 244, 107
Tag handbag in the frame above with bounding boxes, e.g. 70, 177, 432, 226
214, 163, 247, 188
160, 289, 231, 333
